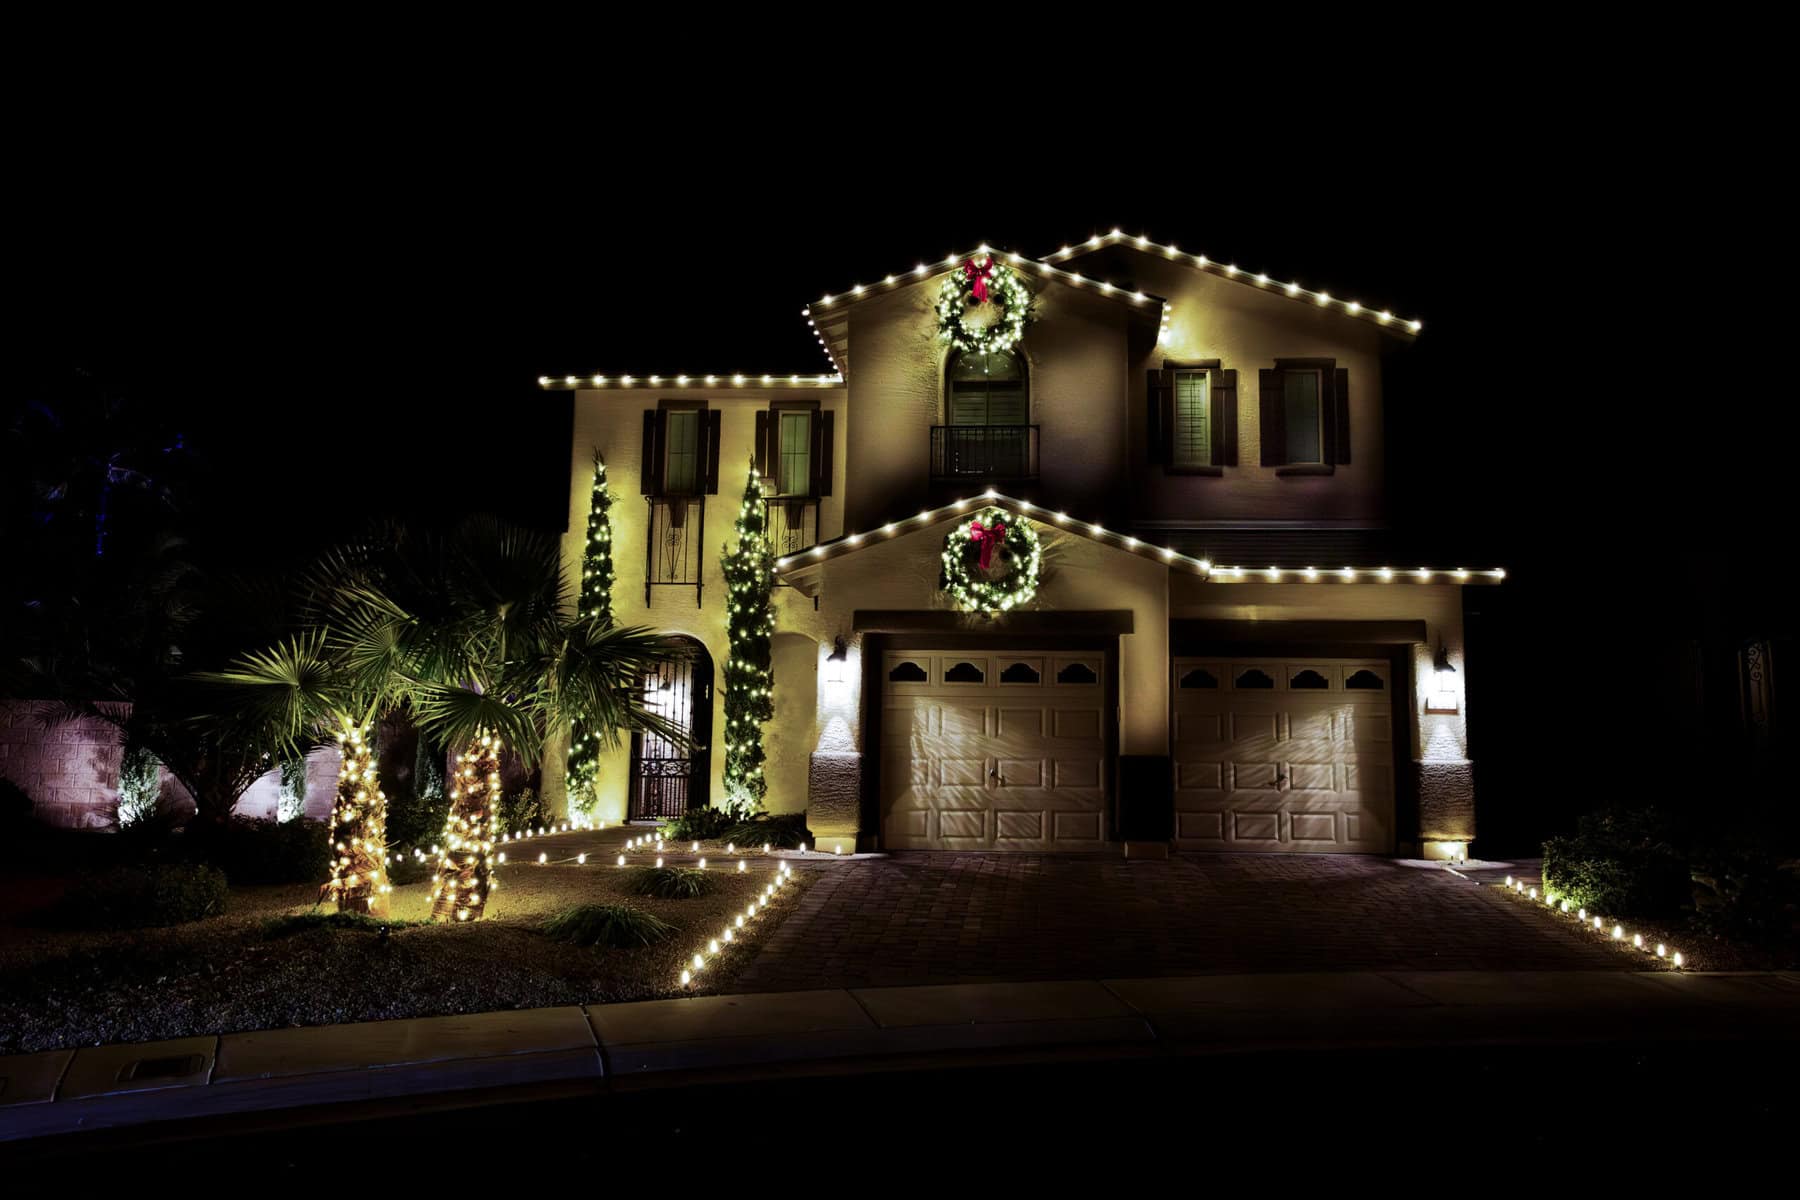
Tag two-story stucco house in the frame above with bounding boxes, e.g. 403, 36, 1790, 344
544, 229, 1500, 860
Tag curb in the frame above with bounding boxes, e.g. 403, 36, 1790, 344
4, 971, 1798, 1143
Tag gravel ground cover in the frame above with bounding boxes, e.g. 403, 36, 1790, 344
0, 828, 809, 1054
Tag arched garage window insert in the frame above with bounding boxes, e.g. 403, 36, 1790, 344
1345, 669, 1385, 690
933, 350, 1037, 481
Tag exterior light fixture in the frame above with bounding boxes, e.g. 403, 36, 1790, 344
1426, 641, 1459, 713
826, 636, 849, 685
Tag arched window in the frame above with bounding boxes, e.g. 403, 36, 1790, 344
947, 350, 1027, 427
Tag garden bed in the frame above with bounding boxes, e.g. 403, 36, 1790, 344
0, 832, 808, 1055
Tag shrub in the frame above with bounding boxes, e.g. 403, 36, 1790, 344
54, 863, 229, 929
276, 756, 307, 823
187, 817, 330, 885
117, 745, 162, 827
496, 787, 550, 838
1, 778, 32, 831
662, 807, 732, 842
1542, 807, 1690, 917
629, 866, 716, 899
262, 911, 420, 939
723, 812, 813, 850
543, 903, 674, 948
1690, 846, 1800, 946
388, 740, 449, 850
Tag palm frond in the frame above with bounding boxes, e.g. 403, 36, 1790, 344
408, 680, 541, 761
190, 630, 355, 754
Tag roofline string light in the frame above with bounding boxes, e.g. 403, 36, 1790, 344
1045, 228, 1423, 334
539, 372, 842, 390
1498, 874, 1685, 969
771, 491, 1504, 584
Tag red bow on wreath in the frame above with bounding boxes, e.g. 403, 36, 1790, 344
969, 518, 1006, 570
962, 256, 992, 304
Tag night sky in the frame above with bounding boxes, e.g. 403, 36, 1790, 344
18, 112, 1787, 850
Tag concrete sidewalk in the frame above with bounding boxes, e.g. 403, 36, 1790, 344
5, 969, 1797, 1143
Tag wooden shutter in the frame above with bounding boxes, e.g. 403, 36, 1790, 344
1333, 368, 1351, 464
754, 410, 770, 479
1212, 369, 1238, 467
1259, 369, 1286, 466
640, 410, 663, 495
813, 410, 834, 496
1146, 369, 1172, 467
702, 408, 722, 494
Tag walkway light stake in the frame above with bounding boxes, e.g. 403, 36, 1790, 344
1499, 876, 1683, 968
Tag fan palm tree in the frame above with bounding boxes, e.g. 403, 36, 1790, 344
304, 517, 685, 922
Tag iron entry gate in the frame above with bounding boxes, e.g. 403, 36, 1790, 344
628, 637, 712, 821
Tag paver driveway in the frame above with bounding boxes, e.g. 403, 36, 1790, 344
733, 852, 1624, 992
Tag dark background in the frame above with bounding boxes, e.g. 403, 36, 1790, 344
16, 98, 1789, 852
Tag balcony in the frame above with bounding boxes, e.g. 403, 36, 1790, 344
929, 425, 1039, 483
763, 496, 819, 558
644, 495, 705, 606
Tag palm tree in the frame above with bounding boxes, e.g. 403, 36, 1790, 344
199, 630, 398, 915
307, 517, 685, 922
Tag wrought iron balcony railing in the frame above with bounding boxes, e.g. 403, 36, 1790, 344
763, 496, 819, 559
929, 425, 1039, 482
644, 496, 705, 606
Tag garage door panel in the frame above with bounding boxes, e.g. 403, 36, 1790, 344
881, 646, 1108, 851
1174, 657, 1395, 855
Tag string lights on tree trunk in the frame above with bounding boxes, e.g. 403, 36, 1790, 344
431, 732, 501, 923
325, 720, 391, 916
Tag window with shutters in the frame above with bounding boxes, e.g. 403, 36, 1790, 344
1283, 369, 1322, 465
776, 410, 811, 497
663, 409, 702, 494
1173, 370, 1211, 467
948, 350, 1027, 426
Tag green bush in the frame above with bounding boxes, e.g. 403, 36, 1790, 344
1542, 807, 1690, 917
723, 812, 813, 850
1690, 846, 1800, 946
496, 787, 550, 838
629, 866, 716, 899
117, 745, 162, 827
661, 806, 733, 842
388, 740, 450, 850
186, 817, 330, 884
54, 863, 229, 929
543, 903, 674, 948
2, 777, 33, 830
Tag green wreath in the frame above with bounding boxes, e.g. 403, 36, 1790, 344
935, 257, 1032, 355
940, 507, 1041, 613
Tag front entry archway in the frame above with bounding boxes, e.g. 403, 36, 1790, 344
628, 635, 713, 821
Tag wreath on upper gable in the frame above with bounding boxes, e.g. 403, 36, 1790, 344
935, 256, 1032, 355
939, 506, 1041, 613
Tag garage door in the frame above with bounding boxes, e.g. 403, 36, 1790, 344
881, 650, 1108, 851
1172, 657, 1394, 853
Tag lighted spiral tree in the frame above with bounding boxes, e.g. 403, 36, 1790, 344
719, 462, 773, 817
430, 732, 501, 922
325, 719, 391, 915
565, 451, 615, 817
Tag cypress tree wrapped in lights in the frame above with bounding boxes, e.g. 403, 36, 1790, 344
565, 450, 616, 818
719, 462, 774, 817
325, 719, 391, 916
431, 732, 502, 922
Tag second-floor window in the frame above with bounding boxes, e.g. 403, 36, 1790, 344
1173, 370, 1211, 467
1281, 369, 1322, 465
948, 350, 1026, 426
1259, 360, 1350, 472
664, 409, 702, 493
776, 409, 812, 496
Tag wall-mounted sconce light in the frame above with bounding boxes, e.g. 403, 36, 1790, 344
826, 636, 849, 686
1426, 641, 1459, 713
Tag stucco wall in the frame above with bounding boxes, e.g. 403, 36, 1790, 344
563, 386, 846, 824
1113, 251, 1391, 527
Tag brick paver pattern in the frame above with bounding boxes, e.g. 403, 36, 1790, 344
733, 853, 1625, 993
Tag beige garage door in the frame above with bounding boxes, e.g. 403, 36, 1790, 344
881, 650, 1108, 851
1172, 657, 1395, 853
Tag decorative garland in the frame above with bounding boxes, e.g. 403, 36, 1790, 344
935, 256, 1032, 355
940, 506, 1041, 613
431, 732, 500, 922
720, 463, 773, 817
566, 450, 615, 817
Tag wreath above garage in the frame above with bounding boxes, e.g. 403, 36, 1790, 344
935, 256, 1032, 355
940, 506, 1042, 613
